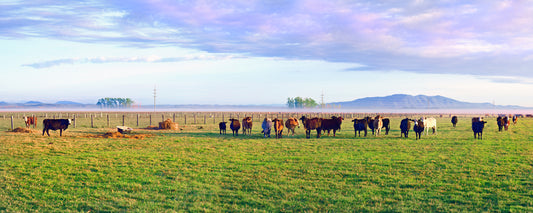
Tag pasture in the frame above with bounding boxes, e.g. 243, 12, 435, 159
0, 112, 532, 212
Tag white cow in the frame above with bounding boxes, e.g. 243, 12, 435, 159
422, 117, 437, 135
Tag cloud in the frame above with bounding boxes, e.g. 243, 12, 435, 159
23, 54, 245, 69
4, 1, 533, 77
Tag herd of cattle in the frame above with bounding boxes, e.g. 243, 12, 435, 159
19, 114, 520, 139
217, 114, 520, 140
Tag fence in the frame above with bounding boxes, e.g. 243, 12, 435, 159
1, 111, 481, 130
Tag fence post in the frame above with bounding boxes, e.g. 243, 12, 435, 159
185, 115, 187, 124
11, 116, 14, 130
122, 115, 125, 126
106, 114, 110, 127
204, 115, 207, 124
73, 114, 76, 128
137, 114, 139, 127
91, 114, 94, 128
149, 114, 152, 126
173, 113, 176, 122
162, 114, 165, 122
194, 114, 197, 124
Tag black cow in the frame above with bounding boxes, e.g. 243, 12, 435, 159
382, 118, 391, 135
351, 118, 368, 137
42, 119, 72, 136
219, 122, 227, 135
497, 116, 504, 131
451, 116, 458, 127
413, 119, 424, 140
472, 121, 487, 139
400, 118, 413, 138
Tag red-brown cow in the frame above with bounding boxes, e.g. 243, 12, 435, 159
242, 117, 253, 136
24, 116, 37, 128
299, 116, 322, 139
284, 117, 299, 136
272, 118, 284, 139
321, 116, 344, 137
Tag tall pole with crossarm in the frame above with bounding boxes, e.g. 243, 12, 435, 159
153, 85, 157, 112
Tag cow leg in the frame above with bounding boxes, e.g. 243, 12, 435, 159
60, 129, 63, 136
316, 128, 321, 138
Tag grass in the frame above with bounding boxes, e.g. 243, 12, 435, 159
0, 113, 532, 211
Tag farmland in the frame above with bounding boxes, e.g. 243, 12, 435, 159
0, 112, 532, 212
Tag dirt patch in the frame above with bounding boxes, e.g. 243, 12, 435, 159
79, 131, 152, 139
11, 127, 38, 133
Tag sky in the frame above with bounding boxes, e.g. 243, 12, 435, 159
2, 0, 533, 107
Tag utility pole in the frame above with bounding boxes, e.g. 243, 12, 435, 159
153, 85, 157, 112
320, 90, 325, 109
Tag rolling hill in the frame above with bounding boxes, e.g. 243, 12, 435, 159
330, 94, 524, 109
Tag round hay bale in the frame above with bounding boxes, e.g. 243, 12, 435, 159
159, 119, 179, 130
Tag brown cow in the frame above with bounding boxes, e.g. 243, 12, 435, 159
451, 116, 458, 127
321, 116, 344, 137
272, 118, 284, 139
413, 119, 424, 140
229, 119, 241, 136
299, 116, 322, 138
24, 116, 37, 128
241, 117, 253, 136
373, 115, 383, 136
284, 117, 299, 136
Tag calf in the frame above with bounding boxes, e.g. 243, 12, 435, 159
272, 118, 284, 139
512, 115, 518, 125
299, 116, 322, 138
42, 119, 72, 136
261, 118, 273, 138
382, 118, 391, 135
400, 118, 413, 138
24, 116, 37, 128
229, 118, 240, 136
451, 116, 458, 127
504, 116, 510, 130
242, 117, 253, 136
413, 119, 424, 140
472, 121, 487, 139
366, 117, 375, 135
321, 116, 343, 137
497, 116, 504, 131
422, 117, 437, 135
219, 122, 227, 135
373, 115, 383, 136
284, 118, 299, 136
351, 118, 368, 137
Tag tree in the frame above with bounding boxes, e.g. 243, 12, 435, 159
97, 97, 134, 108
287, 96, 318, 108
287, 98, 295, 108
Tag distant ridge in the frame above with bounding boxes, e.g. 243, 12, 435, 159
330, 94, 525, 109
55, 101, 83, 105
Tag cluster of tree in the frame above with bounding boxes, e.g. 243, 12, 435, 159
96, 98, 134, 108
287, 97, 318, 108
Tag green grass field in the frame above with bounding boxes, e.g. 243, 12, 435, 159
0, 113, 531, 212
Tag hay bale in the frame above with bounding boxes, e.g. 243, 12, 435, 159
12, 127, 34, 133
159, 119, 179, 130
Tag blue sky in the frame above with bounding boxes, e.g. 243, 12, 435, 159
2, 0, 533, 106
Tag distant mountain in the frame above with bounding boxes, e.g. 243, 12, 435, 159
25, 101, 43, 105
330, 94, 525, 109
55, 101, 83, 105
